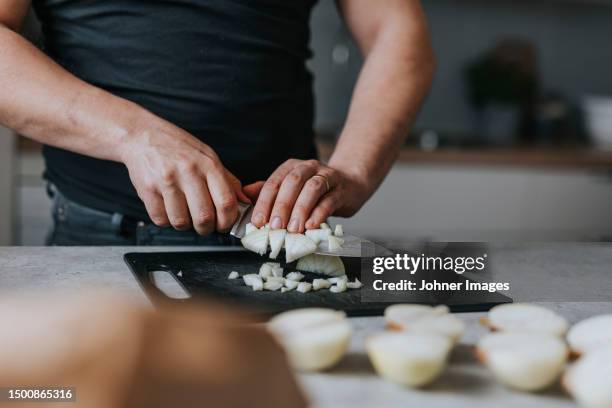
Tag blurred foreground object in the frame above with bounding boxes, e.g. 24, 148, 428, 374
0, 293, 306, 408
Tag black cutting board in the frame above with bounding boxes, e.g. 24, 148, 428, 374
124, 250, 512, 317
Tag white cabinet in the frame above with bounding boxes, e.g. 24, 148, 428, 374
333, 164, 612, 241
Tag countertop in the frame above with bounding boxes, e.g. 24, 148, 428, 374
0, 245, 611, 408
317, 141, 612, 169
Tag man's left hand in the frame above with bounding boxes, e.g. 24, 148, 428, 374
243, 159, 370, 233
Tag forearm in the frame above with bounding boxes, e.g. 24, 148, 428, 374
329, 1, 435, 193
0, 24, 153, 162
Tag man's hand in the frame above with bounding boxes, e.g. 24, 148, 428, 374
121, 120, 250, 234
245, 159, 370, 233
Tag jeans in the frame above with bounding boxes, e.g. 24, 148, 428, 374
46, 187, 241, 246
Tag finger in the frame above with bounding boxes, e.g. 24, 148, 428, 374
161, 186, 192, 231
270, 162, 319, 231
251, 160, 298, 228
140, 189, 170, 227
225, 169, 251, 204
182, 177, 216, 235
207, 168, 239, 232
287, 174, 330, 233
243, 181, 265, 202
305, 191, 340, 230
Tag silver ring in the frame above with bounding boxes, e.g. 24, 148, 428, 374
311, 174, 330, 193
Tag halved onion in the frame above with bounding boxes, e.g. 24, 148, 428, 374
366, 332, 452, 387
296, 254, 345, 277
384, 304, 450, 331
567, 314, 612, 356
476, 332, 568, 391
483, 303, 568, 337
268, 308, 351, 371
563, 346, 612, 408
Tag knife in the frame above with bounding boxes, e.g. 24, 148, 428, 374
230, 202, 391, 258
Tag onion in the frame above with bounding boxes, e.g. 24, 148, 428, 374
346, 278, 362, 289
285, 272, 305, 282
327, 235, 344, 253
334, 224, 343, 237
563, 346, 612, 408
483, 304, 568, 337
268, 229, 287, 260
241, 228, 269, 256
296, 282, 312, 293
284, 280, 299, 290
268, 308, 351, 371
476, 332, 568, 391
245, 222, 257, 235
384, 304, 449, 331
329, 279, 348, 293
227, 271, 239, 280
366, 332, 452, 387
567, 314, 612, 356
285, 234, 317, 263
312, 279, 332, 291
296, 254, 345, 277
320, 223, 331, 230
305, 228, 331, 244
243, 274, 261, 287
259, 264, 273, 279
404, 314, 465, 344
264, 280, 284, 291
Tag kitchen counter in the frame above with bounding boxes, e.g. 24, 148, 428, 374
318, 141, 612, 170
1, 245, 611, 408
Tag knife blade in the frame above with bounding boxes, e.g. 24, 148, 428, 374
230, 203, 391, 258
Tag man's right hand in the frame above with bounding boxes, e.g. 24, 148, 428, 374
120, 120, 249, 235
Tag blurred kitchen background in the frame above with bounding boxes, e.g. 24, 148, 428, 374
2, 0, 612, 245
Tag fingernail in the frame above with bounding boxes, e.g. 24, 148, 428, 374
253, 213, 264, 227
305, 219, 314, 229
288, 218, 300, 232
271, 216, 282, 230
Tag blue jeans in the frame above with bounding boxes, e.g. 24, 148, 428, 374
46, 187, 241, 246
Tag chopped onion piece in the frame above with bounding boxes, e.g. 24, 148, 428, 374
327, 235, 344, 252
297, 282, 312, 293
264, 280, 284, 291
281, 287, 293, 293
296, 254, 345, 277
243, 274, 262, 287
285, 272, 305, 282
284, 279, 299, 290
271, 267, 284, 278
259, 263, 273, 279
346, 278, 362, 289
252, 279, 263, 291
334, 224, 344, 237
268, 229, 287, 260
305, 228, 331, 244
265, 276, 285, 285
241, 228, 269, 256
285, 233, 317, 263
227, 271, 239, 280
313, 279, 332, 291
330, 279, 348, 293
327, 275, 348, 285
245, 223, 257, 235
320, 222, 331, 230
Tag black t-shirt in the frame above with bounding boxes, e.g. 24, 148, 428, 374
32, 0, 318, 220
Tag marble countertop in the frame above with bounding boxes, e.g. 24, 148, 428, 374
0, 245, 610, 408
